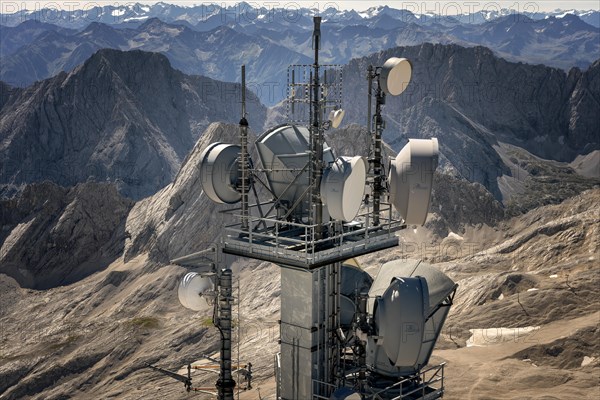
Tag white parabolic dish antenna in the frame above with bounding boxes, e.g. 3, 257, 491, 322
178, 272, 215, 311
321, 156, 367, 222
389, 138, 439, 225
199, 142, 242, 204
380, 57, 412, 96
328, 109, 346, 129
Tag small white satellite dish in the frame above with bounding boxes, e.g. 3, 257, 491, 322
178, 272, 215, 311
199, 142, 242, 204
328, 109, 345, 129
380, 57, 412, 96
321, 156, 367, 222
388, 138, 438, 225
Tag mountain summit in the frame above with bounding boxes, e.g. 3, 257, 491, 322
0, 49, 267, 199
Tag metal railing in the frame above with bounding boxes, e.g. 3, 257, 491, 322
311, 379, 337, 399
368, 363, 446, 400
307, 363, 446, 400
220, 201, 405, 268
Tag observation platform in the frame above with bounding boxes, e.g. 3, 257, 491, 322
220, 202, 405, 269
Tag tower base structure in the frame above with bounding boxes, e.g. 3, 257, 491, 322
278, 264, 341, 399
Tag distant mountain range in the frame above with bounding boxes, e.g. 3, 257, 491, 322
1, 4, 599, 105
1, 45, 597, 204
1, 2, 599, 29
0, 18, 311, 103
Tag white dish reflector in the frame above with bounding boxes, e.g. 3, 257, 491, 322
199, 142, 242, 204
328, 109, 345, 128
178, 272, 215, 311
321, 156, 367, 222
380, 57, 412, 96
388, 138, 438, 225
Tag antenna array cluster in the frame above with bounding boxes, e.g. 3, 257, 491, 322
286, 64, 344, 127
155, 16, 457, 400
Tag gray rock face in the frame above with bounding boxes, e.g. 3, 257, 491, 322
0, 49, 267, 200
341, 43, 600, 198
0, 181, 133, 289
124, 122, 247, 263
0, 81, 20, 112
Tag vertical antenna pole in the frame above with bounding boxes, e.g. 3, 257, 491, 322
373, 75, 385, 226
291, 68, 295, 115
367, 65, 373, 141
216, 267, 235, 400
310, 16, 323, 239
239, 65, 249, 231
366, 66, 374, 224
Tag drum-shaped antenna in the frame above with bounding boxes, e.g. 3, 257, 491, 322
366, 259, 456, 377
321, 156, 367, 222
380, 57, 412, 96
388, 138, 439, 225
178, 272, 215, 311
199, 142, 242, 204
255, 125, 335, 215
375, 276, 429, 368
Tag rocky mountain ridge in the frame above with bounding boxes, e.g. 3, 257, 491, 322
3, 43, 598, 206
338, 43, 600, 200
1, 11, 598, 98
0, 182, 133, 289
1, 3, 598, 28
0, 18, 311, 101
0, 49, 267, 200
0, 121, 597, 398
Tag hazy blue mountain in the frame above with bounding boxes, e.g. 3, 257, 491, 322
129, 18, 311, 102
0, 18, 310, 105
0, 20, 76, 56
0, 23, 131, 87
1, 5, 598, 199
2, 5, 599, 94
447, 14, 599, 69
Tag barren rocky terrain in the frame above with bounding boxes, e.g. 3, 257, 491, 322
1, 2, 599, 397
1, 121, 598, 399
